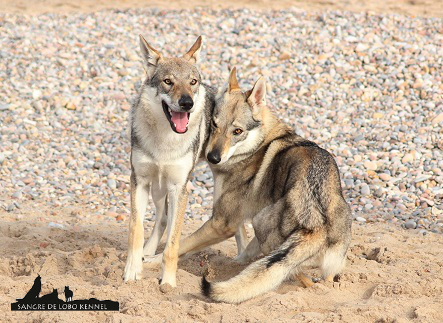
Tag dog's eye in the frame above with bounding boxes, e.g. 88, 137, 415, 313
164, 79, 173, 85
233, 128, 243, 135
211, 119, 217, 128
190, 79, 198, 85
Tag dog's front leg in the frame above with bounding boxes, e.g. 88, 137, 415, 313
160, 184, 188, 288
234, 236, 261, 264
124, 174, 149, 282
235, 224, 248, 255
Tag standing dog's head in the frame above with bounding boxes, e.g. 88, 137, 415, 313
139, 35, 203, 134
206, 68, 267, 165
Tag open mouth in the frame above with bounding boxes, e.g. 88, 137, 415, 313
162, 101, 190, 134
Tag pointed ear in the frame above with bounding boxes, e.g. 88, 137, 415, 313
247, 77, 266, 106
247, 77, 266, 118
139, 34, 162, 77
183, 36, 202, 64
228, 67, 241, 93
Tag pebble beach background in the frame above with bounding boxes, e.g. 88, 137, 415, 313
1, 7, 442, 232
1, 1, 443, 321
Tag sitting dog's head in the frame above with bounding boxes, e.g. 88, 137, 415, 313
139, 35, 203, 134
206, 68, 267, 165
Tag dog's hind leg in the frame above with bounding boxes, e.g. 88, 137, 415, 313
294, 273, 315, 288
320, 242, 347, 282
160, 185, 188, 288
235, 224, 248, 256
143, 194, 168, 257
124, 175, 149, 282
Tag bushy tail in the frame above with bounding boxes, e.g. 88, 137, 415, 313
201, 229, 326, 304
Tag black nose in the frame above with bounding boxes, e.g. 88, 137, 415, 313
207, 151, 221, 164
178, 95, 194, 111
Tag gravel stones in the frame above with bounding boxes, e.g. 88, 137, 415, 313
361, 184, 371, 196
0, 8, 442, 233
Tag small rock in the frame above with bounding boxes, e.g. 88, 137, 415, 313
32, 89, 42, 100
115, 214, 126, 221
364, 161, 377, 171
402, 154, 414, 164
12, 191, 23, 199
356, 216, 367, 223
107, 179, 117, 189
279, 52, 291, 61
356, 43, 369, 52
106, 211, 119, 218
65, 101, 76, 110
48, 222, 64, 229
373, 112, 383, 119
432, 113, 443, 125
6, 203, 16, 212
415, 175, 431, 183
361, 184, 371, 196
186, 181, 195, 192
405, 220, 417, 229
374, 188, 384, 197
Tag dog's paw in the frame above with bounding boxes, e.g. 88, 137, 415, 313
143, 254, 163, 265
123, 254, 143, 282
159, 283, 174, 294
233, 254, 250, 265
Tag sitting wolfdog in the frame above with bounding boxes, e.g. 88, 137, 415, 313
176, 68, 352, 303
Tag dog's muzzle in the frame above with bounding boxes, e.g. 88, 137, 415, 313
162, 101, 191, 134
207, 150, 221, 164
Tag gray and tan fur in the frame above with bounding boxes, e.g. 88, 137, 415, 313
123, 35, 217, 287
175, 68, 352, 303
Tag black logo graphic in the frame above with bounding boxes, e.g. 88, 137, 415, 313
11, 275, 119, 311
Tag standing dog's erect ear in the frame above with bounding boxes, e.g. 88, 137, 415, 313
228, 67, 241, 93
139, 34, 162, 77
183, 36, 202, 64
247, 77, 266, 119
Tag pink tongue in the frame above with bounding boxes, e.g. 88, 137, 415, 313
170, 111, 189, 133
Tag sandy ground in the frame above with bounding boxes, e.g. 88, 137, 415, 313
1, 199, 442, 322
0, 0, 442, 17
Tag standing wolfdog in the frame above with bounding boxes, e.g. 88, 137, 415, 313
123, 35, 216, 288
174, 68, 352, 303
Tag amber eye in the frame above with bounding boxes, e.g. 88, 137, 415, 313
190, 79, 198, 85
164, 79, 173, 85
233, 128, 243, 135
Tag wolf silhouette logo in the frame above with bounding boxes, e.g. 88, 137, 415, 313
64, 286, 73, 302
11, 275, 119, 311
40, 289, 59, 302
16, 274, 41, 301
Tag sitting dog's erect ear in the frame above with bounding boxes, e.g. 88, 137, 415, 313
139, 34, 162, 77
247, 77, 267, 119
228, 67, 241, 93
183, 36, 202, 64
